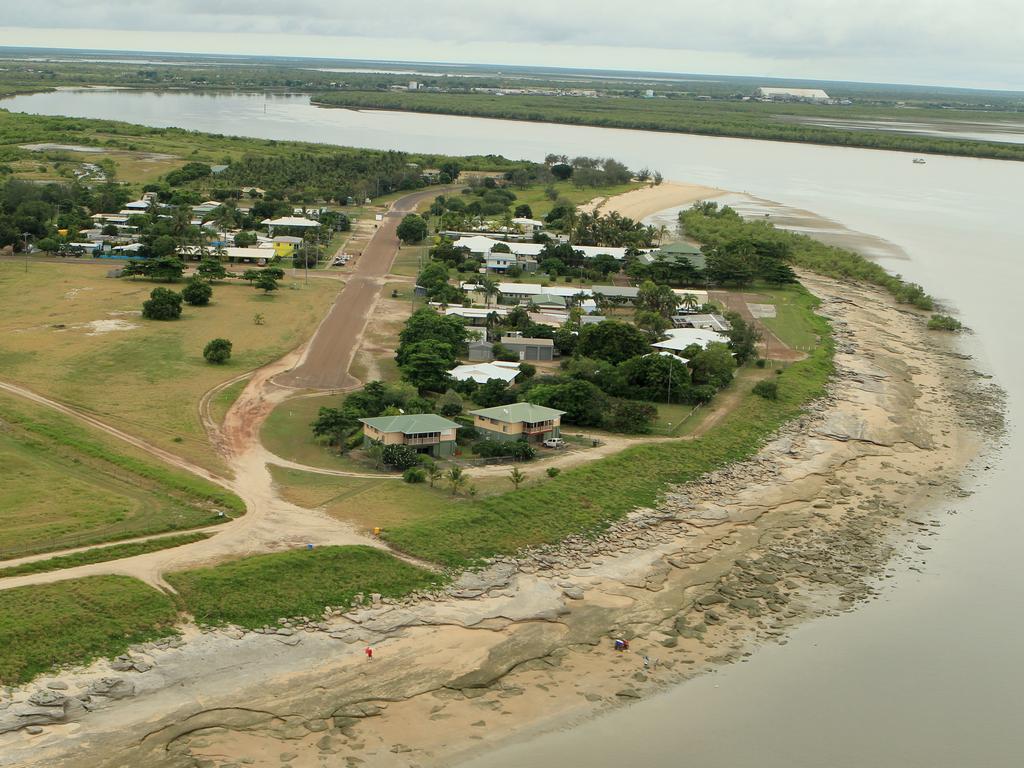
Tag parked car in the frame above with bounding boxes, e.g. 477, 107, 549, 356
542, 437, 566, 449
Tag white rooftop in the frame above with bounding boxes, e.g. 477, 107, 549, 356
261, 216, 320, 228
448, 361, 521, 385
651, 327, 729, 352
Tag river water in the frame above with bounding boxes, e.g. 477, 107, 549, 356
4, 89, 1024, 766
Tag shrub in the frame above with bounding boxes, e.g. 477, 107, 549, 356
603, 399, 657, 434
141, 287, 182, 320
203, 338, 233, 365
753, 379, 779, 400
381, 443, 420, 470
474, 438, 536, 460
755, 358, 767, 368
546, 466, 561, 478
438, 389, 463, 417
927, 314, 962, 331
403, 467, 427, 483
182, 278, 213, 306
519, 362, 537, 379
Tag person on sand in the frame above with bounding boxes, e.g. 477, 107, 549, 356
365, 646, 374, 660
614, 639, 624, 651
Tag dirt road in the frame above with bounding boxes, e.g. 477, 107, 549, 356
275, 188, 442, 390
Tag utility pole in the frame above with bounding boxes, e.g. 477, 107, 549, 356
22, 233, 31, 273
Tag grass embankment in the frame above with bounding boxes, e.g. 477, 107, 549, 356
0, 533, 210, 578
262, 394, 384, 473
384, 286, 833, 567
209, 377, 250, 425
0, 392, 241, 559
0, 260, 336, 472
166, 546, 445, 628
0, 575, 179, 685
314, 91, 1024, 162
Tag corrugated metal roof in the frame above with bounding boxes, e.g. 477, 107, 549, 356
359, 414, 461, 434
469, 402, 566, 423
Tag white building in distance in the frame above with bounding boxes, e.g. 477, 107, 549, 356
754, 87, 831, 103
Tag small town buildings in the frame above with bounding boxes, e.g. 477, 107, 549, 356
651, 327, 730, 354
272, 235, 304, 258
674, 313, 732, 332
448, 361, 522, 385
641, 241, 707, 271
441, 306, 508, 326
511, 217, 545, 235
469, 402, 565, 442
177, 244, 276, 264
500, 334, 555, 361
359, 414, 460, 458
261, 216, 320, 235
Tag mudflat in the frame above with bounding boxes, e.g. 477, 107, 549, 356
0, 271, 996, 768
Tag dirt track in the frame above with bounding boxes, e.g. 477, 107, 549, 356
275, 188, 443, 390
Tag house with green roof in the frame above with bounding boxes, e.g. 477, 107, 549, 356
469, 402, 565, 442
641, 241, 707, 271
359, 414, 461, 458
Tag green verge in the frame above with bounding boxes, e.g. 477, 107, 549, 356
166, 546, 446, 629
0, 575, 179, 685
1, 395, 245, 516
384, 286, 833, 567
0, 533, 210, 578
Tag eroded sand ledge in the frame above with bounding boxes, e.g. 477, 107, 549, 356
0, 274, 999, 768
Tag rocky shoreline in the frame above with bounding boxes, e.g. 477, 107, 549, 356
0, 274, 1001, 768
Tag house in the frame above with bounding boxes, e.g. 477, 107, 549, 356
511, 217, 544, 235
261, 216, 320, 235
448, 361, 521, 385
272, 235, 304, 258
590, 285, 640, 306
177, 244, 276, 265
676, 313, 732, 333
469, 402, 565, 442
359, 414, 460, 458
500, 334, 555, 361
441, 306, 508, 326
651, 327, 730, 354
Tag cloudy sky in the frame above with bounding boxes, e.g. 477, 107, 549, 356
1, 1, 1022, 90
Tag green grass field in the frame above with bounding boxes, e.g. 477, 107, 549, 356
0, 260, 337, 472
0, 533, 210, 578
0, 575, 179, 685
757, 287, 825, 352
166, 546, 445, 628
0, 392, 241, 559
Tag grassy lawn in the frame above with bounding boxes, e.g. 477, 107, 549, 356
757, 286, 824, 352
0, 260, 337, 472
390, 244, 429, 278
262, 394, 387, 473
0, 392, 241, 559
383, 295, 834, 567
0, 575, 179, 685
650, 402, 699, 436
0, 533, 210, 578
166, 546, 445, 628
209, 377, 249, 425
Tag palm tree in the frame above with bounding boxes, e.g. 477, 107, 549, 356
509, 467, 526, 490
480, 276, 499, 308
428, 465, 444, 488
656, 224, 670, 246
681, 293, 699, 312
446, 466, 467, 496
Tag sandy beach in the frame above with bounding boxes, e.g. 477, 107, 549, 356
0, 264, 998, 768
581, 181, 725, 220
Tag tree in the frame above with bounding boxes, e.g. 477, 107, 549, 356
438, 389, 463, 417
182, 277, 213, 306
202, 337, 232, 365
725, 313, 761, 364
550, 163, 573, 181
396, 213, 428, 243
428, 464, 444, 488
528, 379, 607, 427
148, 256, 185, 282
509, 467, 526, 490
514, 204, 533, 218
141, 287, 182, 320
577, 321, 650, 364
254, 271, 279, 294
310, 406, 358, 450
616, 353, 691, 402
475, 378, 515, 408
446, 466, 468, 496
706, 242, 756, 287
440, 161, 462, 182
365, 442, 384, 470
233, 230, 258, 248
603, 399, 657, 434
635, 309, 670, 340
479, 276, 499, 307
399, 340, 455, 393
196, 258, 228, 281
690, 343, 736, 389
397, 308, 468, 366
636, 280, 680, 317
382, 443, 420, 470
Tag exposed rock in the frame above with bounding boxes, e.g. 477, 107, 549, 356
86, 678, 136, 700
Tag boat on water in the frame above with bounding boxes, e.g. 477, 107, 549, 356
913, 157, 927, 164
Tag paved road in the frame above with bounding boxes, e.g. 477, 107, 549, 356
275, 188, 440, 390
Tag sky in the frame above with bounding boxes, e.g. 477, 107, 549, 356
1, 0, 1023, 91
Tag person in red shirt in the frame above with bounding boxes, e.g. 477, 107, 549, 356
365, 646, 374, 660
